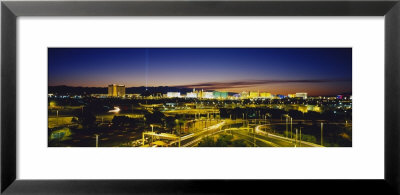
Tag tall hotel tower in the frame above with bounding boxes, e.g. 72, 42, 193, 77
108, 84, 126, 97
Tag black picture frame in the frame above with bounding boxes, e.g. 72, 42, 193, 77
1, 0, 399, 194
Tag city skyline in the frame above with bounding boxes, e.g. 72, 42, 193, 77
48, 48, 352, 96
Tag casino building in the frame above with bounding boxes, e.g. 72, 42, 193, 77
108, 84, 126, 97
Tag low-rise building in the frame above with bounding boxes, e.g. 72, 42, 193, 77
203, 92, 214, 99
186, 92, 197, 98
260, 92, 272, 99
167, 92, 181, 98
249, 91, 259, 98
213, 91, 228, 99
295, 92, 308, 99
288, 94, 296, 98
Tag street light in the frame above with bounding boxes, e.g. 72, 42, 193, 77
286, 116, 288, 138
253, 128, 256, 147
151, 124, 154, 145
264, 113, 268, 125
94, 134, 99, 147
282, 114, 289, 138
321, 122, 324, 146
175, 119, 181, 147
299, 127, 304, 147
266, 113, 271, 124
290, 117, 293, 141
242, 113, 245, 127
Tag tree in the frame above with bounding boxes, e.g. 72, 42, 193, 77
198, 137, 216, 147
152, 111, 165, 123
218, 134, 233, 146
164, 116, 176, 133
78, 112, 96, 129
232, 139, 247, 147
176, 118, 185, 134
144, 111, 165, 125
216, 137, 229, 147
112, 116, 138, 128
288, 110, 303, 119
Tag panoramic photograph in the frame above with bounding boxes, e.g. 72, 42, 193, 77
48, 48, 352, 147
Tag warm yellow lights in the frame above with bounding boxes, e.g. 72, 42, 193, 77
108, 106, 120, 113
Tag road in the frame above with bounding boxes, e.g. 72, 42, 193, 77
179, 121, 226, 147
254, 125, 322, 147
143, 120, 323, 147
179, 123, 323, 147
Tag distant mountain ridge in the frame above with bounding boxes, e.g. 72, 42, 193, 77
48, 85, 351, 97
48, 85, 196, 95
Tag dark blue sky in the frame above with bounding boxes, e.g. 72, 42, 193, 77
48, 48, 352, 96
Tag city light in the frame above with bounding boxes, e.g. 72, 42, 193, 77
108, 107, 120, 113
48, 48, 352, 148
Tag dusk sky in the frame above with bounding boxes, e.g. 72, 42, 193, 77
48, 48, 352, 96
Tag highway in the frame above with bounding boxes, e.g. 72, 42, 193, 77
142, 120, 323, 147
254, 125, 322, 147
179, 123, 323, 147
181, 122, 227, 147
229, 130, 279, 147
172, 121, 226, 147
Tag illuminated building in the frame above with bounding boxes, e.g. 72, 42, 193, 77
213, 91, 228, 99
198, 89, 204, 99
117, 85, 125, 97
276, 94, 285, 99
154, 93, 163, 98
186, 92, 197, 98
221, 92, 228, 99
167, 92, 181, 98
240, 91, 249, 99
203, 92, 214, 99
288, 94, 296, 98
126, 94, 141, 98
249, 91, 260, 99
260, 92, 272, 99
91, 94, 108, 98
108, 84, 125, 97
295, 92, 307, 99
191, 88, 204, 99
108, 84, 117, 97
